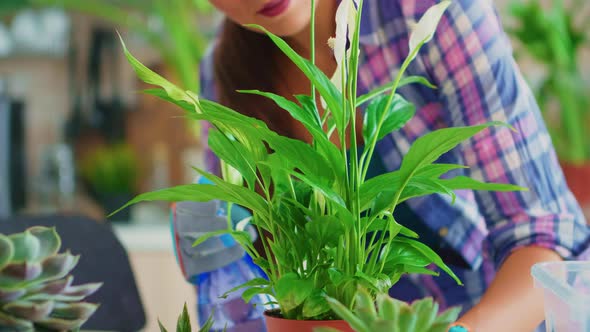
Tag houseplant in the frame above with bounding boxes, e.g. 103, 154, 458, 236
115, 0, 525, 330
158, 303, 226, 332
0, 226, 101, 331
80, 143, 139, 221
507, 0, 590, 208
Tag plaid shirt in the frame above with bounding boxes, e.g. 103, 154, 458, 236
199, 0, 590, 316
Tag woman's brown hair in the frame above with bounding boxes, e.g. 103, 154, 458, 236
213, 19, 296, 138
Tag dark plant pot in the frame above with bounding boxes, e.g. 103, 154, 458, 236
264, 310, 353, 332
560, 162, 590, 205
97, 192, 134, 222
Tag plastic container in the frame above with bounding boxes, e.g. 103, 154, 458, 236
531, 261, 590, 332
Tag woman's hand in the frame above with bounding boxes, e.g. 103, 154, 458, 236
455, 246, 562, 332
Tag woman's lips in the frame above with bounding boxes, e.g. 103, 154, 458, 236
257, 0, 291, 17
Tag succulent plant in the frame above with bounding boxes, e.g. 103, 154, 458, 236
0, 226, 102, 331
158, 303, 226, 332
318, 287, 461, 332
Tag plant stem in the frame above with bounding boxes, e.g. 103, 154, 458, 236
310, 0, 317, 107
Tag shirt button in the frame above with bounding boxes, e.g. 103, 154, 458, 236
438, 227, 449, 237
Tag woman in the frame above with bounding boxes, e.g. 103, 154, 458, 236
199, 0, 590, 331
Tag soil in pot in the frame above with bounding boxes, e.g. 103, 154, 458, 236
264, 309, 354, 332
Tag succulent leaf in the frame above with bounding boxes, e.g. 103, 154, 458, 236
29, 276, 73, 295
50, 302, 99, 321
9, 231, 40, 264
0, 234, 14, 270
0, 262, 43, 287
0, 288, 26, 303
0, 310, 34, 330
28, 227, 61, 261
38, 252, 80, 284
3, 300, 54, 322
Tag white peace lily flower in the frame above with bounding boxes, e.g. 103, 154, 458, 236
328, 0, 358, 94
236, 216, 253, 232
408, 0, 451, 59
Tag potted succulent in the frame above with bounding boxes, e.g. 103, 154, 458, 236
115, 0, 524, 330
80, 143, 139, 221
507, 0, 590, 209
158, 304, 226, 332
0, 226, 101, 331
317, 287, 461, 332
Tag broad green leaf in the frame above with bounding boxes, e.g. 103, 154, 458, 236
441, 176, 527, 192
208, 129, 257, 189
239, 90, 324, 138
305, 216, 345, 248
362, 94, 415, 146
241, 285, 274, 303
400, 123, 507, 178
192, 229, 252, 248
275, 273, 314, 316
143, 88, 194, 112
0, 234, 14, 269
391, 238, 460, 285
357, 76, 437, 107
119, 35, 196, 107
302, 290, 331, 319
246, 24, 347, 133
110, 177, 268, 219
220, 278, 270, 299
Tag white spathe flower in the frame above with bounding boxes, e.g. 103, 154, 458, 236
221, 161, 243, 186
328, 0, 358, 93
408, 1, 451, 58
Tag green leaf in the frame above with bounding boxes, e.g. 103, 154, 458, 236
400, 123, 507, 178
158, 319, 169, 332
275, 273, 314, 316
0, 233, 14, 269
242, 286, 273, 303
396, 302, 417, 332
325, 296, 368, 332
302, 290, 331, 319
357, 76, 437, 107
143, 88, 194, 112
245, 24, 347, 133
192, 229, 252, 249
109, 178, 268, 219
305, 216, 345, 248
220, 278, 270, 299
208, 129, 258, 189
362, 94, 415, 146
392, 238, 460, 285
441, 176, 527, 192
176, 303, 191, 332
412, 298, 438, 332
240, 90, 324, 139
0, 310, 33, 329
119, 35, 197, 108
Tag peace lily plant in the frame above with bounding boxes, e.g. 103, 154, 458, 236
116, 0, 524, 324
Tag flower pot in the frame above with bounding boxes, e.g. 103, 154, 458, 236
560, 161, 590, 218
264, 310, 353, 332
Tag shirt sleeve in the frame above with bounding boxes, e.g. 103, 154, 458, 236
417, 0, 590, 266
199, 45, 222, 176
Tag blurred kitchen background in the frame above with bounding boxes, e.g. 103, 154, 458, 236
0, 0, 588, 331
